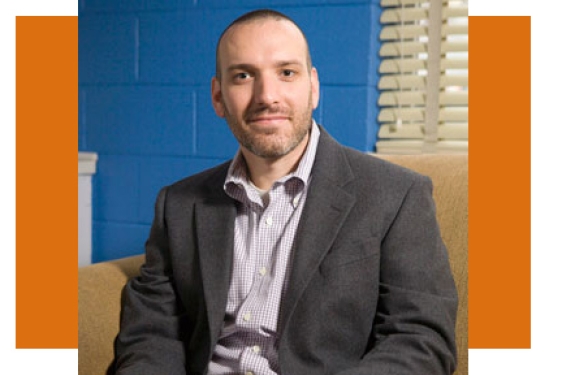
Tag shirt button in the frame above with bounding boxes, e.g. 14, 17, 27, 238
293, 197, 299, 206
245, 372, 254, 375
243, 312, 251, 322
259, 267, 267, 276
252, 345, 261, 354
265, 216, 273, 226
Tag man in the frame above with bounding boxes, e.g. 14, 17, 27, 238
113, 9, 458, 375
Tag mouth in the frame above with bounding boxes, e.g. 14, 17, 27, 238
248, 115, 289, 123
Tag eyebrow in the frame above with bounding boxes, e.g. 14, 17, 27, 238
226, 60, 304, 72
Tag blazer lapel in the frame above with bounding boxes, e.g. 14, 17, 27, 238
278, 129, 357, 335
194, 167, 237, 348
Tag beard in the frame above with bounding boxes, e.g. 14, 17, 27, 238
222, 93, 314, 159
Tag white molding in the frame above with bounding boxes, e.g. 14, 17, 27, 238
78, 152, 98, 175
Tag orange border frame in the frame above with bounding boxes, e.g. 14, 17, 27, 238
15, 16, 78, 348
468, 16, 531, 348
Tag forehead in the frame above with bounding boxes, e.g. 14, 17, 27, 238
218, 19, 308, 67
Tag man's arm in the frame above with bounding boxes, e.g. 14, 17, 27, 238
113, 187, 188, 375
338, 174, 458, 375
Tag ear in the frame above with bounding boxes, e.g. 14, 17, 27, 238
310, 67, 320, 110
211, 76, 225, 118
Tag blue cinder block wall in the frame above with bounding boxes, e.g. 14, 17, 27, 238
79, 0, 382, 263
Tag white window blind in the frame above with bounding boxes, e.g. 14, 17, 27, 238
376, 0, 468, 154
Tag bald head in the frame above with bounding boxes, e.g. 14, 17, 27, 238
215, 9, 312, 81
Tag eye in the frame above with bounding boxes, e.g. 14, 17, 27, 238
232, 72, 251, 82
281, 69, 295, 78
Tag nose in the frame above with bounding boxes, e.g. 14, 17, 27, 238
253, 73, 279, 106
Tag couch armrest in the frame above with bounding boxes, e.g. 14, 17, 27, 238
78, 255, 144, 375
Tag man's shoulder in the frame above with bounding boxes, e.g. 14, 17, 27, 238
316, 126, 425, 186
165, 160, 232, 196
335, 147, 434, 214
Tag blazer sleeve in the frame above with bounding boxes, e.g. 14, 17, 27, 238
112, 187, 188, 375
337, 174, 458, 375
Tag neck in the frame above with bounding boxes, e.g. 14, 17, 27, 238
241, 133, 309, 191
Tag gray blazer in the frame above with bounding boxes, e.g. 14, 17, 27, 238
113, 128, 458, 375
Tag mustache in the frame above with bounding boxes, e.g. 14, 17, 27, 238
244, 105, 292, 121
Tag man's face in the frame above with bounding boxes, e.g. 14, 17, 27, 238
211, 19, 320, 160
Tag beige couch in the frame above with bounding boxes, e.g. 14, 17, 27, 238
78, 154, 468, 375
